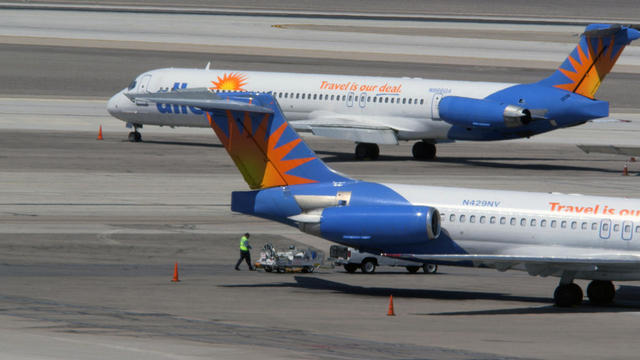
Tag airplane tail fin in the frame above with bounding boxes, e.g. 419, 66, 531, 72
537, 24, 640, 99
130, 90, 351, 189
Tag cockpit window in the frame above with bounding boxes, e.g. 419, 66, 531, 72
128, 80, 137, 90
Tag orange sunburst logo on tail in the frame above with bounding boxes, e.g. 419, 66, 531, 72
553, 36, 624, 99
209, 72, 248, 91
206, 110, 316, 189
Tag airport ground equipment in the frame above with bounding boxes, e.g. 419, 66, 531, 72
330, 245, 437, 274
255, 243, 322, 273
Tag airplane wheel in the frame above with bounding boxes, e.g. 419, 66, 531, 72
423, 264, 438, 274
360, 259, 376, 274
355, 143, 379, 160
128, 132, 137, 142
412, 141, 436, 160
134, 131, 142, 142
406, 266, 420, 273
554, 283, 583, 307
587, 280, 615, 305
368, 143, 380, 160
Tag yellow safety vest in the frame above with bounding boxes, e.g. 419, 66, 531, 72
240, 236, 249, 251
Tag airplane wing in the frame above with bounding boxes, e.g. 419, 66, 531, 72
385, 246, 640, 275
292, 113, 399, 145
577, 144, 640, 157
125, 88, 274, 113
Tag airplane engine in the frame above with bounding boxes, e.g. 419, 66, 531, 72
438, 96, 532, 128
300, 205, 441, 248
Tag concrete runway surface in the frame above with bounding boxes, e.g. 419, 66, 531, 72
4, 3, 640, 359
4, 131, 640, 360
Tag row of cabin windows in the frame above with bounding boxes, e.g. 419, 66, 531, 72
213, 89, 425, 105
441, 213, 639, 233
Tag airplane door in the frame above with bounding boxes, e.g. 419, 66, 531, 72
137, 74, 151, 93
622, 221, 633, 241
599, 219, 611, 239
346, 92, 354, 107
430, 93, 442, 120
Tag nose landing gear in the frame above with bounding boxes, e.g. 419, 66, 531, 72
128, 124, 142, 142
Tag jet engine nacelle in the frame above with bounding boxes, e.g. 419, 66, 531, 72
438, 96, 532, 128
300, 205, 441, 248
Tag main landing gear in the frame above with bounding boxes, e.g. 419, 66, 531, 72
354, 141, 437, 160
128, 124, 142, 142
355, 143, 379, 160
553, 277, 616, 307
412, 141, 436, 160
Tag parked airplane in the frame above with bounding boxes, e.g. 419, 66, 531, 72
108, 24, 640, 160
129, 89, 640, 307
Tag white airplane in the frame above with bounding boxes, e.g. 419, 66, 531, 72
108, 24, 640, 160
128, 88, 640, 307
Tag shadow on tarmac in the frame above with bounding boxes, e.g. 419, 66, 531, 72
131, 139, 224, 148
317, 151, 621, 173
222, 275, 550, 303
222, 278, 640, 314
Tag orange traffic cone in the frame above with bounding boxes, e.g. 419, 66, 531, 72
171, 262, 180, 282
387, 295, 395, 316
97, 125, 104, 140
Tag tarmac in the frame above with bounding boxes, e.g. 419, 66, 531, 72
3, 2, 640, 359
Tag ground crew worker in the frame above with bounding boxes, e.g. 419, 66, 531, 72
235, 233, 254, 270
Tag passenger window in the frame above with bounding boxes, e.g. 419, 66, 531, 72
449, 214, 455, 222
479, 216, 486, 224
285, 93, 289, 98
342, 95, 346, 101
592, 223, 598, 230
636, 226, 640, 233
551, 220, 557, 228
420, 99, 424, 105
469, 215, 476, 223
561, 221, 567, 229
500, 217, 506, 225
325, 94, 329, 100
520, 218, 526, 226
408, 98, 412, 104
510, 218, 516, 226
391, 98, 395, 103
614, 224, 620, 232
625, 224, 631, 233
367, 96, 371, 102
540, 219, 547, 227
373, 97, 377, 103
581, 222, 587, 230
313, 94, 317, 100
603, 223, 609, 231
530, 219, 536, 226
385, 98, 389, 103
348, 95, 353, 101
301, 93, 305, 99
489, 216, 496, 224
402, 98, 406, 104
330, 95, 334, 100
296, 93, 300, 99
460, 215, 466, 223
571, 221, 577, 230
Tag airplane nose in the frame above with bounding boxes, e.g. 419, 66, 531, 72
107, 89, 127, 117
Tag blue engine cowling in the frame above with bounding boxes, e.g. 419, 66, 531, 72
438, 96, 532, 128
301, 205, 441, 249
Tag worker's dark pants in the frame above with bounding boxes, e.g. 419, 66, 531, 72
235, 250, 253, 269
